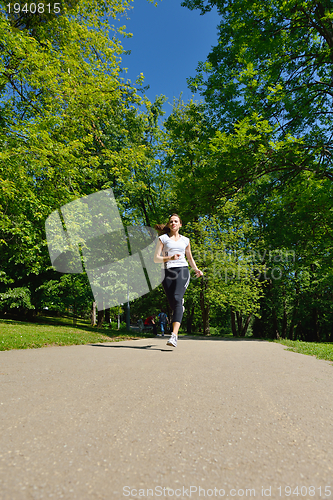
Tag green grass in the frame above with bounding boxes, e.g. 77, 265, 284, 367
2, 317, 333, 363
0, 316, 150, 351
275, 338, 333, 363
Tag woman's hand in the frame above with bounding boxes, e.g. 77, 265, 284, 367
194, 268, 203, 278
170, 253, 182, 261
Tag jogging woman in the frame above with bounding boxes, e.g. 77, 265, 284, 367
154, 214, 203, 347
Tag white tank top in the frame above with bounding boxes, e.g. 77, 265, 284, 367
159, 234, 190, 269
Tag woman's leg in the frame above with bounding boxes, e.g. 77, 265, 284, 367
162, 268, 177, 317
169, 267, 190, 338
172, 321, 181, 336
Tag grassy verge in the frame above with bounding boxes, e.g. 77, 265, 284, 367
0, 317, 150, 351
3, 317, 333, 363
275, 338, 333, 363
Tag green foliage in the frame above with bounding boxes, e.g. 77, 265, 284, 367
173, 0, 333, 340
0, 0, 168, 319
163, 99, 216, 220
0, 287, 34, 311
2, 0, 333, 343
36, 274, 93, 316
162, 101, 271, 334
129, 283, 169, 323
186, 213, 265, 316
235, 168, 333, 341
0, 0, 140, 257
184, 0, 333, 142
102, 94, 171, 227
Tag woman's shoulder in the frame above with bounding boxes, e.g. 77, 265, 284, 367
181, 235, 190, 247
159, 233, 169, 243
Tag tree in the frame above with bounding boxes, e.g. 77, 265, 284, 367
241, 169, 333, 341
176, 0, 333, 340
162, 100, 270, 335
96, 94, 171, 228
163, 99, 216, 220
183, 0, 333, 183
36, 274, 93, 319
0, 0, 162, 316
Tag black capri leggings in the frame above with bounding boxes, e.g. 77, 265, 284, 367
162, 266, 190, 324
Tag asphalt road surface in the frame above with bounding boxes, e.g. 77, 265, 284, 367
0, 336, 332, 500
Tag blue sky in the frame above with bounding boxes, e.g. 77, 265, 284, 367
115, 0, 220, 116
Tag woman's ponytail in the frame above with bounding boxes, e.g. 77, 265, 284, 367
154, 223, 170, 235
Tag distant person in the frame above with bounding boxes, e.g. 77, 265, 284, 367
144, 315, 157, 336
137, 318, 144, 333
158, 310, 168, 336
154, 214, 203, 348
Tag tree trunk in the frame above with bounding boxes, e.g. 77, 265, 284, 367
140, 199, 150, 227
241, 314, 252, 337
312, 306, 320, 342
236, 311, 244, 335
231, 308, 237, 336
91, 301, 96, 326
97, 309, 104, 328
288, 275, 299, 340
233, 311, 252, 337
73, 301, 77, 326
252, 315, 264, 338
281, 296, 287, 339
329, 319, 333, 343
296, 320, 304, 341
105, 308, 110, 327
273, 308, 280, 340
288, 301, 299, 340
200, 278, 210, 335
310, 265, 320, 342
202, 305, 210, 335
186, 306, 195, 334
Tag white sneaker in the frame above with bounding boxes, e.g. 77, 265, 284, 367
166, 334, 177, 347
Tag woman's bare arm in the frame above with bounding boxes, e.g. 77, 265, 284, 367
185, 242, 203, 277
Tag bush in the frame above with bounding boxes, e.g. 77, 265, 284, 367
0, 287, 35, 313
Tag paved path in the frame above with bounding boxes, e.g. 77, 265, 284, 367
0, 337, 332, 500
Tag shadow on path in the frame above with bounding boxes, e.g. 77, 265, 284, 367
178, 336, 268, 342
89, 343, 173, 352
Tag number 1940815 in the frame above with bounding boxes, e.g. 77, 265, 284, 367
277, 485, 331, 497
6, 3, 61, 13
